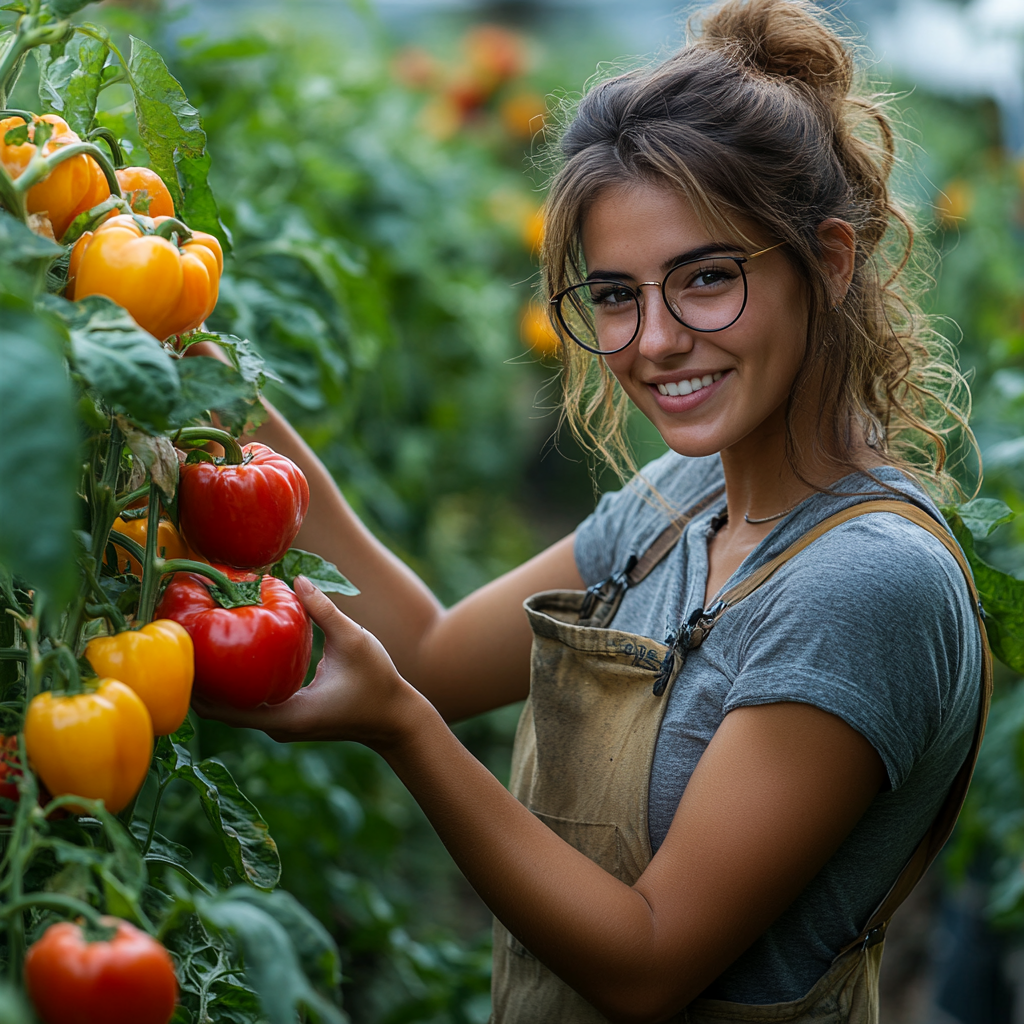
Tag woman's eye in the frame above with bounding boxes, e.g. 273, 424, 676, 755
687, 265, 735, 289
590, 285, 634, 307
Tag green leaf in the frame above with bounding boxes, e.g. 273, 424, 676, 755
221, 888, 342, 993
37, 32, 109, 136
46, 0, 102, 15
272, 549, 359, 597
130, 824, 193, 866
3, 124, 28, 146
173, 356, 260, 434
170, 745, 281, 890
126, 36, 228, 248
197, 890, 347, 1024
944, 510, 1024, 673
43, 295, 182, 431
0, 298, 78, 605
0, 211, 62, 263
944, 499, 1017, 542
0, 980, 33, 1024
0, 210, 62, 297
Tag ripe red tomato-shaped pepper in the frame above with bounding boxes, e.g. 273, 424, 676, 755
0, 735, 19, 824
178, 442, 310, 569
24, 917, 178, 1024
155, 572, 312, 709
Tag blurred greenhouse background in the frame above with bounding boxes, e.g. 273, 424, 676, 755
12, 0, 1024, 1018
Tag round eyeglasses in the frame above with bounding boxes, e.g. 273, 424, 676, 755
550, 243, 784, 355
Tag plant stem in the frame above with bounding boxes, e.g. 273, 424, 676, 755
115, 483, 150, 513
43, 645, 82, 695
0, 17, 73, 109
135, 482, 163, 625
13, 140, 122, 199
0, 158, 25, 223
174, 426, 245, 465
0, 648, 27, 661
0, 891, 104, 924
156, 559, 248, 602
85, 126, 125, 169
142, 772, 171, 855
82, 557, 128, 634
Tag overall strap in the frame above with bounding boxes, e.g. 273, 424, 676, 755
578, 485, 725, 626
682, 499, 989, 953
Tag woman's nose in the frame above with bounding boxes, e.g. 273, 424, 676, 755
635, 284, 695, 361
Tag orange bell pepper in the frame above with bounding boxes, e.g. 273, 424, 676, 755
115, 166, 175, 218
85, 620, 194, 736
24, 679, 153, 814
0, 115, 110, 239
69, 214, 223, 341
107, 516, 190, 577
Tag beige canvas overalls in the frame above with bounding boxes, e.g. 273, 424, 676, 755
491, 497, 993, 1024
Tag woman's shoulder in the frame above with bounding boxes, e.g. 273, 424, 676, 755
574, 451, 724, 586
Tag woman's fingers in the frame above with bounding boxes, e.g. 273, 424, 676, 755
294, 576, 367, 653
190, 687, 314, 740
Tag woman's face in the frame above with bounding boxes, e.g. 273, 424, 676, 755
580, 183, 811, 460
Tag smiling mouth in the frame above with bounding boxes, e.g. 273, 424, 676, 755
655, 372, 723, 397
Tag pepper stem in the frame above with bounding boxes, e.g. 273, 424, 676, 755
152, 217, 193, 244
174, 426, 245, 465
135, 482, 164, 625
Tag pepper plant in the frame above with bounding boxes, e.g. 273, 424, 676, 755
0, 1, 353, 1020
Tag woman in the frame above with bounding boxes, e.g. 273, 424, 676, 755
195, 0, 990, 1019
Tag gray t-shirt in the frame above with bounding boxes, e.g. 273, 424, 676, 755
574, 452, 981, 1004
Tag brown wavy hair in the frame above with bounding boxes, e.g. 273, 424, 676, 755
541, 0, 973, 497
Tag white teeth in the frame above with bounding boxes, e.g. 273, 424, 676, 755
657, 373, 724, 396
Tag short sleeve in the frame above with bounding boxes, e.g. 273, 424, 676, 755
721, 513, 979, 790
574, 451, 725, 587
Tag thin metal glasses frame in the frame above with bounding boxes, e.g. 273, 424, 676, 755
550, 242, 785, 356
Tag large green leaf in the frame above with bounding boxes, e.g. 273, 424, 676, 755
944, 509, 1024, 673
951, 498, 1017, 542
126, 36, 228, 247
167, 743, 281, 890
37, 31, 108, 135
0, 210, 63, 297
0, 981, 33, 1024
174, 356, 262, 434
45, 0, 102, 15
223, 888, 342, 992
0, 299, 78, 604
44, 295, 182, 431
197, 890, 347, 1024
272, 549, 359, 597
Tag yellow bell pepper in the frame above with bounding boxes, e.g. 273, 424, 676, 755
24, 680, 153, 814
85, 621, 194, 736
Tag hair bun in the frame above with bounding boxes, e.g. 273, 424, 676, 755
695, 0, 853, 99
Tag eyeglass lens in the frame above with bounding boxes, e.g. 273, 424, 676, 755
556, 256, 749, 353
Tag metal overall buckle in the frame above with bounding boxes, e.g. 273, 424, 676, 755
652, 600, 726, 696
579, 554, 638, 621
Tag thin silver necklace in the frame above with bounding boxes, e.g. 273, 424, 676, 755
743, 503, 800, 525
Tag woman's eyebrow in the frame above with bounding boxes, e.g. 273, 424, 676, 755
585, 242, 744, 281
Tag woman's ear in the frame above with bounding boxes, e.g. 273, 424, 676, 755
816, 218, 856, 308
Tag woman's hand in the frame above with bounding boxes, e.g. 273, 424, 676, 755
191, 577, 433, 750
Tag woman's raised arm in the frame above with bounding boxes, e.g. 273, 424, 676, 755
244, 398, 584, 721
